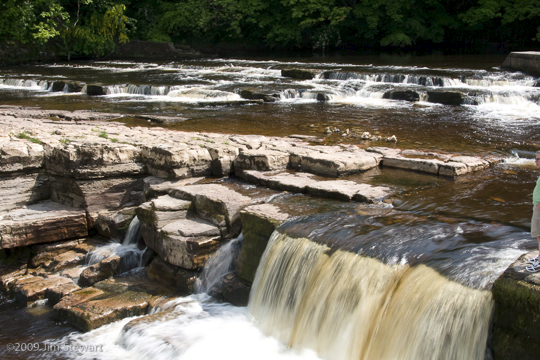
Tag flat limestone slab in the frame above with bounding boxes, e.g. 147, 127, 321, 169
170, 184, 254, 234
383, 155, 490, 177
289, 148, 381, 177
13, 275, 75, 305
242, 170, 393, 203
0, 201, 88, 249
157, 218, 221, 269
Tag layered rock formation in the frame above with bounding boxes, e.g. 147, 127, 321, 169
0, 107, 507, 333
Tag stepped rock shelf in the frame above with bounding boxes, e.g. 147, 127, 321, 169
0, 106, 527, 358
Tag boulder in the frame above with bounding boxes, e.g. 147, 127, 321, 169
156, 218, 221, 269
0, 201, 88, 249
78, 255, 120, 287
170, 184, 254, 236
221, 272, 252, 307
82, 84, 105, 96
64, 81, 85, 93
427, 91, 464, 106
281, 69, 319, 80
0, 266, 27, 296
492, 252, 540, 360
50, 81, 66, 92
240, 89, 277, 102
237, 204, 290, 283
383, 90, 420, 102
141, 144, 213, 179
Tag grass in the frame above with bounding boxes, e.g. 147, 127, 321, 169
98, 131, 108, 139
15, 131, 41, 144
60, 139, 71, 144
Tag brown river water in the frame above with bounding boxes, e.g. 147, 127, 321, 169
0, 54, 538, 360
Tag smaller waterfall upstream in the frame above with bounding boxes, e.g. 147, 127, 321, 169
195, 234, 243, 294
85, 216, 146, 274
249, 231, 494, 360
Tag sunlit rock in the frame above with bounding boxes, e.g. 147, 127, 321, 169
289, 148, 381, 177
170, 183, 254, 237
141, 144, 213, 179
45, 141, 145, 179
234, 149, 290, 177
13, 275, 74, 305
79, 255, 121, 287
0, 201, 88, 249
156, 218, 221, 269
0, 140, 44, 173
46, 282, 81, 306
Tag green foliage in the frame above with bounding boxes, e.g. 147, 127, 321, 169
15, 131, 42, 144
98, 130, 108, 138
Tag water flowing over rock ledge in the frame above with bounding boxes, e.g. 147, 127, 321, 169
0, 107, 531, 360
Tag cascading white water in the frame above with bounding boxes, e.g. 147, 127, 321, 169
85, 216, 145, 273
249, 231, 493, 360
195, 234, 243, 294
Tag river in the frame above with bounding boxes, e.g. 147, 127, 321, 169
0, 54, 537, 359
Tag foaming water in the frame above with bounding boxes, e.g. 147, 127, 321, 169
249, 232, 494, 360
85, 217, 145, 274
44, 294, 322, 360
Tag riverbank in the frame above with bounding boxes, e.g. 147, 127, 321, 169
0, 104, 536, 359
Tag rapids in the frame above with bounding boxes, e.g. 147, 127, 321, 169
0, 54, 538, 360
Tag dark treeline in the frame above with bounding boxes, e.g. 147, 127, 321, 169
1, 0, 540, 60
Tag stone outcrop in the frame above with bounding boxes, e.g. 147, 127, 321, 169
502, 51, 540, 77
289, 148, 382, 177
237, 204, 290, 283
427, 91, 464, 106
281, 69, 319, 80
170, 183, 256, 237
53, 276, 178, 331
0, 201, 88, 249
78, 255, 120, 287
383, 90, 420, 102
492, 251, 540, 360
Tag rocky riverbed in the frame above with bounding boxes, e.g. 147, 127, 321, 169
0, 105, 536, 359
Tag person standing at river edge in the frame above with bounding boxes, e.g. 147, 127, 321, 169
526, 151, 540, 272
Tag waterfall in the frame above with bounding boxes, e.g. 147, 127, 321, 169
195, 234, 243, 294
249, 231, 493, 360
85, 216, 145, 273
